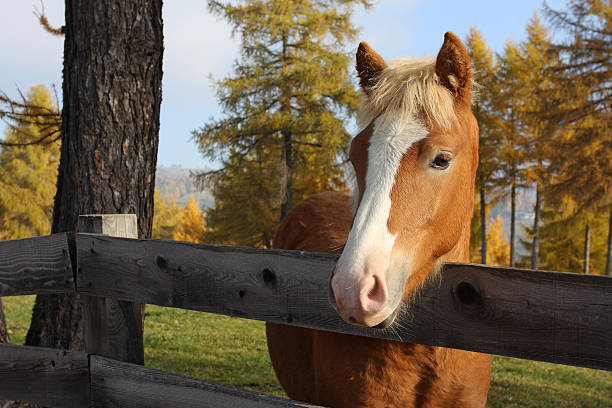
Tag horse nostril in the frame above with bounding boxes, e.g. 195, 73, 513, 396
365, 274, 385, 305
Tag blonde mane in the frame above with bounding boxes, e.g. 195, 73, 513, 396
356, 57, 457, 132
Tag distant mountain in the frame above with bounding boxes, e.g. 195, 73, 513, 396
156, 166, 214, 210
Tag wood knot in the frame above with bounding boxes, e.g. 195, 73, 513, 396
262, 268, 276, 287
238, 290, 246, 299
456, 282, 482, 306
155, 255, 168, 269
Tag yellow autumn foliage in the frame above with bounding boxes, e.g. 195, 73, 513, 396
173, 196, 207, 243
487, 215, 510, 266
0, 85, 60, 239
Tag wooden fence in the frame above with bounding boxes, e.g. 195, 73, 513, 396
1, 214, 611, 407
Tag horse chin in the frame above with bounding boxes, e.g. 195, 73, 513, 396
372, 303, 401, 329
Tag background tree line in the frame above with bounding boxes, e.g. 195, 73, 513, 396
1, 1, 609, 276
466, 0, 611, 275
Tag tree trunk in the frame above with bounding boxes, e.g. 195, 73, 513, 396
280, 131, 293, 221
279, 31, 293, 222
583, 223, 591, 274
531, 185, 541, 270
25, 0, 163, 350
479, 184, 487, 264
606, 206, 612, 276
0, 299, 9, 344
509, 183, 516, 267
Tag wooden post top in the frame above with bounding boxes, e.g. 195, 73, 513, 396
78, 214, 137, 237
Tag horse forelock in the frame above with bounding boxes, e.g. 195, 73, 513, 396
356, 56, 477, 135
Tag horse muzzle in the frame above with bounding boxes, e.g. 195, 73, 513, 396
328, 263, 396, 328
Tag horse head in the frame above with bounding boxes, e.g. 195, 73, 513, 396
330, 32, 479, 328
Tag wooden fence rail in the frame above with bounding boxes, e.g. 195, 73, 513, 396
1, 227, 612, 408
76, 233, 612, 371
0, 233, 74, 296
0, 343, 317, 408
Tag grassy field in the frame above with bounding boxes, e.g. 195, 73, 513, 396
3, 295, 611, 407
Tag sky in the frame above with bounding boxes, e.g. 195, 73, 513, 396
0, 0, 567, 169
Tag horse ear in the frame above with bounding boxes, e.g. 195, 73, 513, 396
435, 32, 471, 103
356, 42, 387, 94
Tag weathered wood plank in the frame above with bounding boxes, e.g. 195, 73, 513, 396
76, 235, 612, 371
0, 233, 74, 296
0, 343, 89, 407
426, 263, 612, 370
79, 214, 144, 365
89, 354, 319, 407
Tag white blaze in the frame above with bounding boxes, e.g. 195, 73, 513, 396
334, 115, 428, 307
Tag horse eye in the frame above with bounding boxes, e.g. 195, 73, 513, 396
431, 153, 452, 170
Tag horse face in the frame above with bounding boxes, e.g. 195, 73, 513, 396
330, 33, 478, 328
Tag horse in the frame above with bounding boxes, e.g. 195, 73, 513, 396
266, 32, 491, 407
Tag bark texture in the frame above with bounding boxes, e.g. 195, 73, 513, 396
280, 131, 293, 222
531, 186, 541, 270
479, 184, 486, 264
583, 223, 591, 274
26, 0, 163, 350
606, 206, 612, 276
509, 183, 516, 267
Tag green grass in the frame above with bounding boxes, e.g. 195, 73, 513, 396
2, 295, 34, 345
3, 295, 611, 407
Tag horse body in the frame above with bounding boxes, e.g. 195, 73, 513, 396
266, 33, 490, 407
267, 193, 489, 407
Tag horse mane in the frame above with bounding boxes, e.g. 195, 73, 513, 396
356, 56, 458, 132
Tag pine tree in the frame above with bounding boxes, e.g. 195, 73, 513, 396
173, 196, 207, 243
466, 27, 500, 264
193, 0, 368, 246
0, 85, 60, 239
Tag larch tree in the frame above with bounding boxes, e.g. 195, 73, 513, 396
173, 196, 207, 243
493, 41, 529, 267
466, 27, 499, 264
486, 215, 510, 267
514, 14, 561, 270
0, 84, 60, 347
152, 189, 185, 239
525, 207, 608, 273
545, 0, 612, 275
0, 85, 60, 240
202, 141, 281, 246
193, 0, 369, 247
26, 0, 164, 350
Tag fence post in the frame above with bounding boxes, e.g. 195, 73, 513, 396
78, 214, 144, 365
